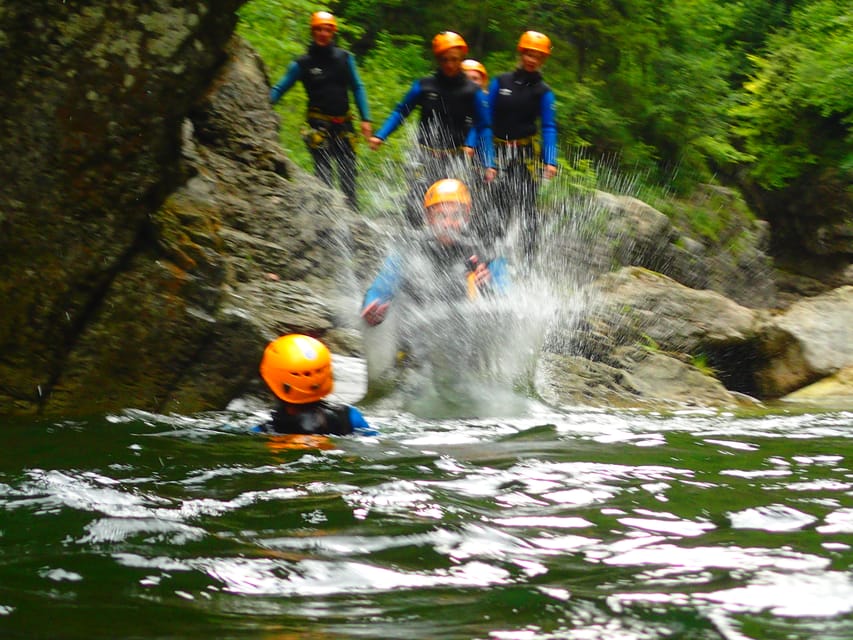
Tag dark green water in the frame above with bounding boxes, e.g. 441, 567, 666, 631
1, 398, 851, 639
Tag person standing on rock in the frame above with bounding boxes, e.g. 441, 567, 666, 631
488, 31, 558, 261
462, 59, 489, 92
368, 32, 496, 227
270, 11, 372, 211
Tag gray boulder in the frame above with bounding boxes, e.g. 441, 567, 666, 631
755, 286, 853, 396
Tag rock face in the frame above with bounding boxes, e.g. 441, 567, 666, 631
535, 266, 853, 409
755, 286, 853, 397
536, 267, 762, 409
783, 367, 853, 404
0, 4, 374, 416
548, 188, 776, 309
1, 3, 849, 417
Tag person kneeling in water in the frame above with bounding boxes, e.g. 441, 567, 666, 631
254, 334, 376, 436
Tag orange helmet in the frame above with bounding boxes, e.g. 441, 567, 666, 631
424, 179, 472, 210
260, 334, 333, 404
310, 11, 337, 31
517, 31, 552, 55
432, 31, 468, 57
461, 59, 488, 84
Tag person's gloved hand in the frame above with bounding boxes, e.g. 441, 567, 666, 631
466, 255, 492, 299
361, 300, 390, 326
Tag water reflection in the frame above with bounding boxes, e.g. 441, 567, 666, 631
0, 407, 850, 639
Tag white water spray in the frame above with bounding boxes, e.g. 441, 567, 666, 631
332, 135, 643, 418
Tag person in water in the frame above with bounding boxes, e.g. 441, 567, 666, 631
368, 32, 496, 226
270, 11, 372, 210
254, 334, 376, 436
360, 178, 510, 327
488, 31, 558, 259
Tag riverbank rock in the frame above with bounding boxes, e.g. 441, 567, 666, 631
587, 267, 759, 353
548, 186, 776, 309
536, 267, 761, 409
535, 346, 741, 410
0, 3, 376, 417
754, 286, 853, 397
782, 367, 853, 408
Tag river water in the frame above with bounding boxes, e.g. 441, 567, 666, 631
1, 363, 851, 639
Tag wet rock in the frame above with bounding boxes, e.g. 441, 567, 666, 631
782, 366, 853, 407
0, 4, 378, 416
755, 286, 853, 397
587, 267, 759, 353
549, 187, 776, 308
535, 346, 741, 410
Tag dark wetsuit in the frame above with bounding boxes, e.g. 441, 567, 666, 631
374, 72, 495, 226
254, 400, 375, 436
487, 69, 558, 257
361, 232, 510, 312
271, 43, 371, 210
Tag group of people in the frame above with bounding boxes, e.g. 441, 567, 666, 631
259, 12, 560, 438
270, 11, 558, 255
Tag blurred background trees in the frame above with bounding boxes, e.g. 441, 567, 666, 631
239, 0, 851, 259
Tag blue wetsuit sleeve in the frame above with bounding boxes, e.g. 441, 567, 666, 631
540, 89, 558, 166
348, 406, 378, 436
374, 81, 422, 140
347, 55, 371, 122
469, 89, 495, 168
270, 61, 301, 104
487, 257, 511, 294
361, 254, 402, 311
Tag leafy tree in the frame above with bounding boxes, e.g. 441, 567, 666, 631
237, 0, 851, 215
731, 0, 852, 188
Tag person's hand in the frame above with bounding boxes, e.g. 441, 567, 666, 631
484, 167, 497, 183
462, 145, 475, 158
473, 262, 491, 288
361, 300, 389, 326
467, 255, 492, 290
360, 121, 373, 140
543, 164, 557, 180
368, 136, 384, 151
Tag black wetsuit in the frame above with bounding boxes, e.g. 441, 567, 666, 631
271, 44, 371, 210
489, 69, 556, 257
256, 400, 355, 435
375, 72, 493, 226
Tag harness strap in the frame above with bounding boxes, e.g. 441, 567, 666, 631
494, 136, 535, 148
307, 109, 353, 124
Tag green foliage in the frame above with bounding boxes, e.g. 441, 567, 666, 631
237, 0, 851, 207
690, 353, 717, 377
730, 1, 853, 189
640, 334, 660, 353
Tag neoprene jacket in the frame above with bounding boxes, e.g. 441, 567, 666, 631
270, 43, 371, 121
489, 69, 557, 166
374, 71, 495, 167
254, 400, 376, 436
362, 233, 510, 312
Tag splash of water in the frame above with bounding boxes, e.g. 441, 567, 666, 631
333, 133, 648, 418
